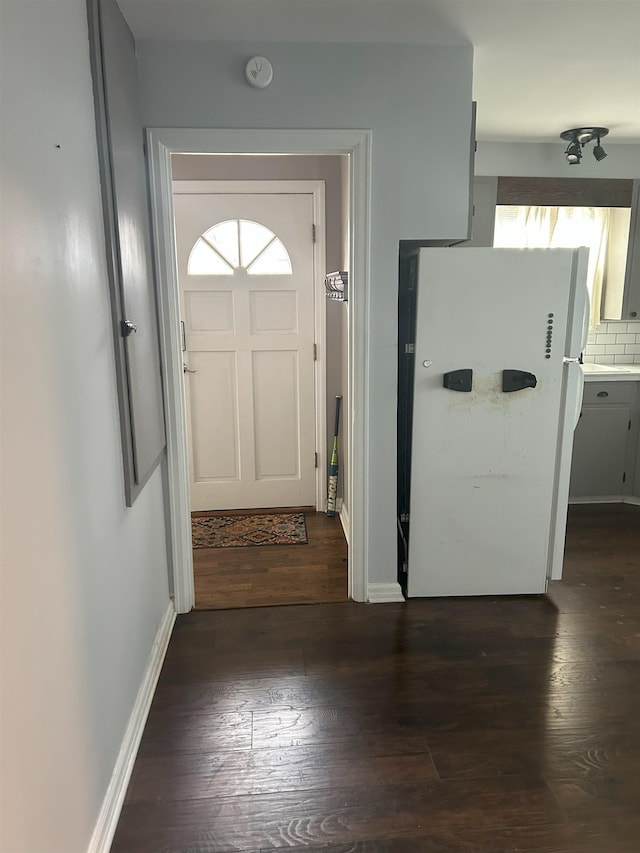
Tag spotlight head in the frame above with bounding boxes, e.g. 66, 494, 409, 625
565, 141, 582, 165
593, 143, 607, 162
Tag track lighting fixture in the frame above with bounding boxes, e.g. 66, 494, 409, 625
560, 127, 609, 165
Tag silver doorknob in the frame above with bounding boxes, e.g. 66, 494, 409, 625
121, 320, 137, 336
183, 364, 197, 374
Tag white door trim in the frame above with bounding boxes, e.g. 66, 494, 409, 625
146, 128, 372, 612
173, 179, 327, 512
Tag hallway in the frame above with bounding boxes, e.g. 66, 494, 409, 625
193, 509, 348, 609
112, 505, 640, 852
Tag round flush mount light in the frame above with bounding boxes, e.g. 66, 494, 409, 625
245, 56, 273, 89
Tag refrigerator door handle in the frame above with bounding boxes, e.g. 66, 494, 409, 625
569, 361, 585, 430
502, 370, 537, 392
442, 369, 473, 392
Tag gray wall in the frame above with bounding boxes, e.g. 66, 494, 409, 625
0, 2, 170, 850
138, 39, 474, 584
476, 141, 640, 179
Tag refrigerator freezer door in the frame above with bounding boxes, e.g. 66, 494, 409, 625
408, 247, 582, 597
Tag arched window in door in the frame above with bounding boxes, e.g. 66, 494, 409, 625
187, 219, 293, 276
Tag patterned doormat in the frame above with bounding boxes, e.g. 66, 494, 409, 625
191, 512, 308, 549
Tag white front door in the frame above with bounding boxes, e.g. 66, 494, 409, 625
173, 189, 317, 511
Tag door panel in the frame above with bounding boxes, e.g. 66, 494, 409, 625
173, 191, 316, 510
250, 291, 298, 334
190, 351, 239, 480
253, 350, 300, 479
187, 291, 234, 332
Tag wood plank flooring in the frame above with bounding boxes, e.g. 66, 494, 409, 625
193, 509, 348, 610
112, 504, 640, 853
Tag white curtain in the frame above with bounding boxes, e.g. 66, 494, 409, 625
494, 206, 609, 328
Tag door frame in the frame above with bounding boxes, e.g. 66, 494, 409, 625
146, 128, 372, 612
173, 178, 327, 512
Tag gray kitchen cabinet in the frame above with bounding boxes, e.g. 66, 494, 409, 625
459, 177, 498, 247
569, 382, 638, 499
634, 425, 640, 499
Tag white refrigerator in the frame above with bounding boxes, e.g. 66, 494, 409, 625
406, 247, 589, 597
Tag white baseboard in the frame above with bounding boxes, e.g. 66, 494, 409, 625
339, 501, 350, 546
367, 581, 405, 603
624, 496, 640, 506
88, 601, 176, 853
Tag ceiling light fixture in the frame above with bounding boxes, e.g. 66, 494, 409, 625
560, 127, 609, 165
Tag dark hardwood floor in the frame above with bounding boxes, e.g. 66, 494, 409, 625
193, 509, 348, 610
112, 504, 640, 853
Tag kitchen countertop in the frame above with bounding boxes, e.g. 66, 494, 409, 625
582, 363, 640, 382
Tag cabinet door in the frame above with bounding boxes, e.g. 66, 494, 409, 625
570, 406, 630, 497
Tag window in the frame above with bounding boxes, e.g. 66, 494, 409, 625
187, 219, 292, 276
494, 205, 631, 327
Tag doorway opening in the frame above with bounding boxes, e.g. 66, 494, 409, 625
172, 163, 347, 608
146, 129, 371, 612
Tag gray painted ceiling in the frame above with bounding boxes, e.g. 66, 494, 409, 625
118, 0, 640, 143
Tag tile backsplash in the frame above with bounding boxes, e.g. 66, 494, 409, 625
583, 321, 640, 364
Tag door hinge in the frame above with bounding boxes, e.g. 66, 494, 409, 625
623, 472, 627, 483
629, 419, 632, 430
405, 343, 415, 354
313, 343, 317, 361
312, 224, 317, 243
400, 512, 409, 523
315, 452, 318, 468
